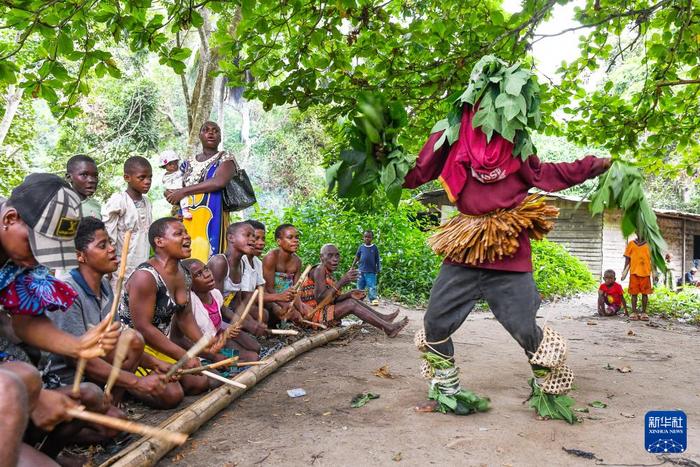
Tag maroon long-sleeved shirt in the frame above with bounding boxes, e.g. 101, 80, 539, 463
404, 131, 608, 272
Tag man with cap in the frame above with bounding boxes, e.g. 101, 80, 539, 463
0, 173, 122, 462
684, 267, 698, 286
160, 149, 191, 219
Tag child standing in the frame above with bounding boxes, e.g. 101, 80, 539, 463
102, 156, 153, 287
355, 230, 381, 306
159, 150, 191, 219
65, 154, 101, 219
598, 269, 628, 316
622, 236, 653, 321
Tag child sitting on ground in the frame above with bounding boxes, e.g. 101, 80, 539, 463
299, 244, 407, 337
102, 156, 153, 287
159, 150, 191, 219
180, 258, 260, 362
598, 269, 628, 317
262, 223, 311, 323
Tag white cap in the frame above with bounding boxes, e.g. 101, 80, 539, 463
159, 150, 179, 167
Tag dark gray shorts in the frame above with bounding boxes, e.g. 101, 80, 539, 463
424, 263, 543, 357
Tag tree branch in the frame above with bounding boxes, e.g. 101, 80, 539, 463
656, 79, 700, 88
157, 107, 185, 136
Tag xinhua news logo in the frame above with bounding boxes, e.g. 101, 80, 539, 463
645, 411, 687, 454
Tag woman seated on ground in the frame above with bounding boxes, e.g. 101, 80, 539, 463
118, 218, 224, 403
177, 258, 260, 363
262, 223, 313, 324
300, 244, 408, 337
1, 174, 123, 463
48, 217, 181, 408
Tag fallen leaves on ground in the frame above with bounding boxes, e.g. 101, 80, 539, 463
627, 329, 636, 336
392, 452, 402, 462
617, 366, 632, 373
373, 365, 395, 379
588, 401, 607, 409
351, 392, 380, 408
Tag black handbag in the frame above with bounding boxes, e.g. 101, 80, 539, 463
221, 156, 256, 212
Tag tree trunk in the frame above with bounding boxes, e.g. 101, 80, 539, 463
184, 7, 242, 159
217, 76, 226, 145
0, 85, 24, 149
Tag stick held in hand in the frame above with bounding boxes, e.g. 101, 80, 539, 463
73, 230, 133, 396
104, 330, 135, 397
164, 333, 213, 379
66, 407, 187, 445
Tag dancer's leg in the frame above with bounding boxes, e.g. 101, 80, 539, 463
422, 264, 482, 358
481, 270, 543, 356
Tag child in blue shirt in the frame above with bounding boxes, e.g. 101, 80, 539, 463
355, 230, 381, 305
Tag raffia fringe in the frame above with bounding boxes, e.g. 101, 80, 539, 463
427, 194, 559, 265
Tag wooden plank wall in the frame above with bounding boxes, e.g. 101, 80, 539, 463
547, 198, 603, 276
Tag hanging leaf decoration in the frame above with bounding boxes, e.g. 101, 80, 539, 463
431, 55, 542, 160
586, 161, 667, 273
326, 93, 412, 206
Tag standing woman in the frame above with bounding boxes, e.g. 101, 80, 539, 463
165, 122, 237, 262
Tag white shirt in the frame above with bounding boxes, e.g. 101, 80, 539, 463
162, 171, 183, 190
102, 192, 152, 287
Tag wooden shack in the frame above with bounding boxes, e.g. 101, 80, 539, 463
416, 190, 700, 281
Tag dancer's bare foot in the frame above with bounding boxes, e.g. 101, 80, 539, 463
415, 400, 439, 413
387, 317, 409, 338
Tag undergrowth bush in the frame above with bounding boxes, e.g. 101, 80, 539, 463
253, 197, 596, 305
646, 288, 700, 324
532, 239, 597, 299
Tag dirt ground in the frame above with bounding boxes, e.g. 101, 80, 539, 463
159, 294, 700, 467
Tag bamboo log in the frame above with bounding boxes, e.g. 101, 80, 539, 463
73, 230, 132, 396
104, 331, 134, 398
176, 356, 240, 375
268, 329, 299, 336
66, 407, 187, 445
201, 370, 247, 389
100, 326, 352, 467
164, 333, 212, 379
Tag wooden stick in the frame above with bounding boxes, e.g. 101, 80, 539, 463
292, 265, 312, 292
104, 331, 134, 398
164, 333, 213, 379
202, 370, 247, 389
268, 329, 299, 336
224, 289, 259, 339
176, 356, 239, 375
300, 319, 327, 329
257, 285, 264, 323
66, 407, 187, 445
73, 230, 133, 396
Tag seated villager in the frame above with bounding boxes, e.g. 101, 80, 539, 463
262, 223, 313, 324
300, 244, 407, 337
0, 361, 65, 467
1, 174, 123, 461
48, 217, 181, 408
177, 258, 260, 363
209, 222, 274, 339
118, 218, 222, 403
597, 269, 628, 316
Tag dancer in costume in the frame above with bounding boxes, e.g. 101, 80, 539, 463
166, 122, 238, 262
405, 56, 611, 420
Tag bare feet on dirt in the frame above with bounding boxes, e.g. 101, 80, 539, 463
387, 317, 409, 338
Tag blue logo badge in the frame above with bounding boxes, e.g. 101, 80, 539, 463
645, 411, 687, 453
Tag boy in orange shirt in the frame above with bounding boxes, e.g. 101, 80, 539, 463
621, 236, 652, 321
